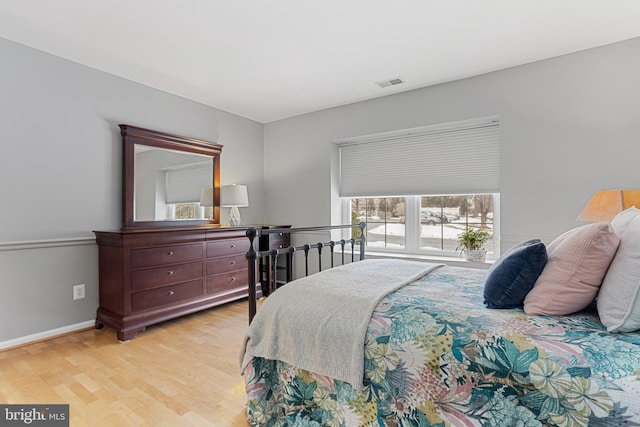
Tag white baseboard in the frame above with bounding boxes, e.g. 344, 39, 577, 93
0, 320, 95, 351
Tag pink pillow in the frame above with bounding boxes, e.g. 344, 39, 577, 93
523, 222, 620, 316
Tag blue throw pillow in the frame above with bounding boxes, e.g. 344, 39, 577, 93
483, 239, 548, 309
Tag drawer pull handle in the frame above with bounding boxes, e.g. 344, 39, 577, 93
168, 290, 175, 296
230, 260, 236, 265
279, 245, 283, 249
230, 244, 236, 248
231, 277, 236, 282
167, 251, 174, 256
167, 271, 174, 276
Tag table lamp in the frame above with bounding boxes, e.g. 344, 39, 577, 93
221, 184, 249, 226
578, 189, 640, 222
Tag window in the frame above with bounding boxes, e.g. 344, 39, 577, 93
419, 194, 495, 253
337, 117, 501, 259
173, 203, 199, 220
165, 164, 212, 220
352, 197, 406, 249
351, 194, 498, 257
167, 203, 211, 220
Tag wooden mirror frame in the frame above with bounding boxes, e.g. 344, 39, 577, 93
120, 124, 223, 230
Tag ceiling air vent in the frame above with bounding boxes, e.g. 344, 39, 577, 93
376, 77, 405, 88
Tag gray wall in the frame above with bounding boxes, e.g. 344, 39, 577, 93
262, 37, 640, 252
0, 38, 264, 345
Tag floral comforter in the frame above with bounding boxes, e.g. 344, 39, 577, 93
243, 266, 640, 426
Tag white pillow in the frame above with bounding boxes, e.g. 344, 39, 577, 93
611, 206, 640, 235
597, 214, 640, 332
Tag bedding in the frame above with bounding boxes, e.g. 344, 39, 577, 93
242, 264, 640, 426
241, 259, 444, 389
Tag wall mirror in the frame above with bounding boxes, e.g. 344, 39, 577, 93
120, 124, 223, 229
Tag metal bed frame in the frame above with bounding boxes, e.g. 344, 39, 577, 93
245, 223, 365, 322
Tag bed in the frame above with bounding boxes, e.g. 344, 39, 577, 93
240, 217, 640, 426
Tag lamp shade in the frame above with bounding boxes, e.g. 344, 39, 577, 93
578, 189, 640, 222
221, 184, 249, 207
199, 187, 213, 207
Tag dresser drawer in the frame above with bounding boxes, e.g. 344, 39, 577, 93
131, 243, 203, 268
131, 279, 203, 311
207, 270, 248, 295
206, 238, 249, 258
131, 261, 203, 291
206, 254, 246, 275
269, 233, 290, 250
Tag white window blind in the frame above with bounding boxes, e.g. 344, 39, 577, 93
165, 165, 212, 204
339, 119, 500, 197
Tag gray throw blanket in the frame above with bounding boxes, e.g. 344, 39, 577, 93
240, 259, 444, 389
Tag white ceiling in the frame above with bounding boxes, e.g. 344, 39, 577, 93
2, 1, 640, 123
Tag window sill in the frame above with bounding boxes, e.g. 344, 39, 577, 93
365, 251, 494, 270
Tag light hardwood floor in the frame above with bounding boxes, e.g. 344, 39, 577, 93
0, 300, 252, 426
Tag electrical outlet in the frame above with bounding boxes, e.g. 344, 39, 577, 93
73, 284, 85, 300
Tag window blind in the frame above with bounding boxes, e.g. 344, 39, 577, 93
339, 120, 500, 197
165, 165, 212, 204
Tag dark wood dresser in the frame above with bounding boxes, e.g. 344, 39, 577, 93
94, 226, 250, 340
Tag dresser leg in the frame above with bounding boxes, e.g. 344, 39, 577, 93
117, 327, 146, 342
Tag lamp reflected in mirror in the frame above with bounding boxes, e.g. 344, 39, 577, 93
578, 189, 640, 222
221, 184, 249, 226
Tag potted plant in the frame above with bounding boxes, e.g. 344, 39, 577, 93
457, 228, 491, 262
